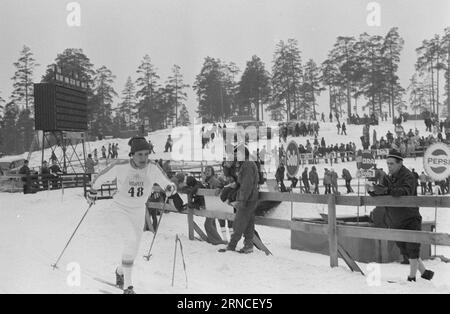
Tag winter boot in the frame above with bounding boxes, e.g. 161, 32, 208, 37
123, 286, 136, 294
421, 270, 434, 281
115, 268, 124, 290
239, 246, 254, 254
218, 245, 235, 253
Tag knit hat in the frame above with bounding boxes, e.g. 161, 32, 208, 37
128, 137, 150, 156
387, 149, 403, 161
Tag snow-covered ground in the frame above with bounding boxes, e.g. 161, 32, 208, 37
0, 188, 449, 294
1, 119, 450, 293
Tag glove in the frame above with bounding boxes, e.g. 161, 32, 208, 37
86, 188, 98, 205
165, 183, 177, 197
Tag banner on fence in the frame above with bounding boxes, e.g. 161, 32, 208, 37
285, 141, 300, 177
357, 169, 375, 178
423, 143, 450, 181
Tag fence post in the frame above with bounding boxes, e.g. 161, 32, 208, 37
328, 194, 338, 267
187, 208, 195, 240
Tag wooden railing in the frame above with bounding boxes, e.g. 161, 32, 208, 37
147, 189, 450, 268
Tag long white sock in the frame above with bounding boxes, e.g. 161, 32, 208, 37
122, 260, 134, 289
221, 227, 228, 241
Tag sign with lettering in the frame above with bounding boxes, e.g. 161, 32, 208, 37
423, 143, 450, 181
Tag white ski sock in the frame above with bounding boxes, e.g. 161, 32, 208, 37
221, 227, 228, 241
122, 260, 134, 289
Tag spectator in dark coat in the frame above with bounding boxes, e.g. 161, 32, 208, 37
40, 160, 51, 190
309, 166, 319, 194
367, 150, 434, 282
323, 169, 332, 194
275, 163, 286, 192
301, 168, 310, 193
49, 160, 63, 189
223, 147, 260, 254
19, 160, 31, 194
85, 154, 98, 182
342, 168, 353, 193
330, 168, 339, 195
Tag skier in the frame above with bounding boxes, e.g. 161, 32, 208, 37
87, 137, 177, 294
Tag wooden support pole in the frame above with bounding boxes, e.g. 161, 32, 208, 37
328, 194, 338, 267
187, 208, 195, 240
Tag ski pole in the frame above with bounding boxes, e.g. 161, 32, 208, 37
171, 235, 178, 287
51, 202, 94, 270
143, 198, 169, 261
177, 235, 188, 289
171, 235, 188, 288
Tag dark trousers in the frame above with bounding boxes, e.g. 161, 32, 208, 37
324, 184, 331, 194
345, 180, 353, 193
228, 201, 258, 250
420, 183, 427, 195
312, 184, 319, 194
302, 180, 310, 193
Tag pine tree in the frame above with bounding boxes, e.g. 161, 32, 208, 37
42, 48, 96, 125
166, 65, 189, 126
118, 77, 137, 129
193, 57, 239, 122
416, 38, 442, 117
0, 102, 19, 154
11, 45, 39, 112
270, 39, 304, 121
42, 48, 95, 84
382, 27, 405, 119
135, 55, 160, 129
91, 66, 118, 137
328, 36, 359, 118
178, 104, 190, 126
0, 91, 5, 117
303, 59, 324, 120
237, 55, 271, 121
440, 28, 450, 118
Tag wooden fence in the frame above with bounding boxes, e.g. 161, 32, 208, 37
147, 189, 450, 269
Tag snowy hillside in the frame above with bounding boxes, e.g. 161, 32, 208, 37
1, 120, 450, 293
1, 188, 449, 294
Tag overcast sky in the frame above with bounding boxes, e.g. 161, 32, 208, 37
0, 0, 449, 119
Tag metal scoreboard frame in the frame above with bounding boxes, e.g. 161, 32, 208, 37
34, 82, 88, 132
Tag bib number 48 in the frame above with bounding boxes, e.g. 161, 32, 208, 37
128, 187, 144, 197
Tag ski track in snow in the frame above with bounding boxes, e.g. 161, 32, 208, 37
1, 121, 450, 293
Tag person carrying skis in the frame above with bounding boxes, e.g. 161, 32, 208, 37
87, 136, 177, 294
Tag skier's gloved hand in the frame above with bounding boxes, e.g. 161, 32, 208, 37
165, 183, 177, 197
86, 188, 98, 205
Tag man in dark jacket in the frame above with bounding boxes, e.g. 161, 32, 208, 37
40, 161, 51, 190
309, 166, 319, 194
222, 146, 259, 254
342, 168, 353, 193
302, 168, 310, 193
367, 150, 434, 282
275, 162, 286, 192
19, 160, 31, 194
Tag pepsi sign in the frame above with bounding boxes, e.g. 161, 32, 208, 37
423, 143, 450, 181
285, 141, 300, 178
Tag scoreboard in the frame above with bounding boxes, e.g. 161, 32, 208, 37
34, 82, 88, 132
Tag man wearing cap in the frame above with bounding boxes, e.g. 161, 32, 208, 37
220, 145, 259, 254
88, 137, 177, 294
366, 149, 434, 282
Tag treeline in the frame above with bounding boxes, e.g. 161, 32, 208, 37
1, 26, 450, 155
0, 47, 191, 155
